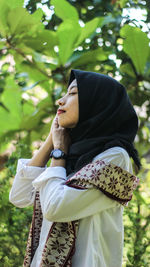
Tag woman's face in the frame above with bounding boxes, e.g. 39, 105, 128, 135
56, 79, 79, 128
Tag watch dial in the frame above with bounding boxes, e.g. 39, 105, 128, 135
54, 150, 61, 157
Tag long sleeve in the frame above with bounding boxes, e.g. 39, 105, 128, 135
9, 159, 47, 208
32, 147, 132, 222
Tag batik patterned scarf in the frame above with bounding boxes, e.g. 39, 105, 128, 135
23, 159, 139, 267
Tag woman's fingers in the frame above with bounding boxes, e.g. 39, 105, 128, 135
54, 116, 59, 128
54, 116, 65, 130
51, 114, 71, 151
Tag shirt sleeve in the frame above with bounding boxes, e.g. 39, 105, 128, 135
9, 159, 47, 208
32, 147, 132, 222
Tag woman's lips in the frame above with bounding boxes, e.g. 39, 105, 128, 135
57, 110, 66, 115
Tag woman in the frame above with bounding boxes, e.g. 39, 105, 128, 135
9, 69, 140, 267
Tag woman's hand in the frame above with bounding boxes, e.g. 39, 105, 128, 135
51, 115, 71, 154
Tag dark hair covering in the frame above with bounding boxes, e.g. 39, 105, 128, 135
65, 69, 141, 176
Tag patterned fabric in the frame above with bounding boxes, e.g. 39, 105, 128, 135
66, 160, 139, 206
23, 159, 139, 267
23, 191, 43, 266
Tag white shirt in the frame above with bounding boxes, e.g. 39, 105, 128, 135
9, 146, 133, 267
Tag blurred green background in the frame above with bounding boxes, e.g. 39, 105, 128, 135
0, 0, 150, 266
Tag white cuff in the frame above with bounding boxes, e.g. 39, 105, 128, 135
32, 166, 67, 189
16, 158, 47, 179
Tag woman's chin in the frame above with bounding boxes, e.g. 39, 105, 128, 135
58, 120, 69, 128
58, 120, 75, 129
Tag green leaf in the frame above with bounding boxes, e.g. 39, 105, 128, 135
0, 78, 22, 134
30, 122, 52, 143
22, 100, 35, 116
120, 25, 149, 74
100, 14, 116, 27
7, 7, 37, 35
31, 7, 44, 23
17, 62, 49, 81
71, 48, 108, 67
36, 96, 53, 110
51, 0, 79, 21
0, 41, 5, 49
120, 63, 136, 78
22, 30, 58, 55
0, 1, 10, 36
20, 109, 46, 130
120, 0, 128, 8
75, 17, 102, 46
5, 0, 24, 9
57, 19, 81, 65
33, 52, 58, 66
75, 14, 116, 47
21, 81, 41, 91
3, 6, 44, 39
9, 49, 25, 65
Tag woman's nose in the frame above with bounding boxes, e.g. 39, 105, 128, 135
56, 97, 65, 106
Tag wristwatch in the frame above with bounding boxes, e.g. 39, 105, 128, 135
50, 149, 67, 159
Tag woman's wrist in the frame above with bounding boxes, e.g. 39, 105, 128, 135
50, 158, 66, 168
54, 146, 68, 155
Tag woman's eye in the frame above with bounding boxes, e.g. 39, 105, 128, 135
69, 92, 76, 95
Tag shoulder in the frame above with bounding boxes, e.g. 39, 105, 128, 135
92, 146, 133, 173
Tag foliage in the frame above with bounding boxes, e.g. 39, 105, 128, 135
0, 139, 33, 266
0, 0, 150, 266
123, 159, 150, 266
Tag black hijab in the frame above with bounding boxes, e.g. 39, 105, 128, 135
66, 69, 141, 176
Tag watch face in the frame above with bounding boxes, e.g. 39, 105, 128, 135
54, 149, 62, 158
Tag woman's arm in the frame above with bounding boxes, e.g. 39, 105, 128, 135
32, 148, 130, 222
9, 132, 54, 207
26, 133, 53, 167
9, 117, 56, 207
9, 158, 47, 207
